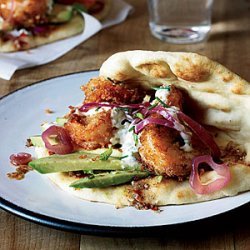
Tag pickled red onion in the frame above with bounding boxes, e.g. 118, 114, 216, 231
190, 155, 231, 194
42, 125, 73, 155
79, 101, 221, 158
178, 112, 221, 158
134, 117, 174, 134
10, 152, 32, 166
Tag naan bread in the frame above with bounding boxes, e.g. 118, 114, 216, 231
0, 14, 84, 52
47, 51, 250, 207
48, 164, 250, 207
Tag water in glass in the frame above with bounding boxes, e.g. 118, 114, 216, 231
148, 0, 214, 44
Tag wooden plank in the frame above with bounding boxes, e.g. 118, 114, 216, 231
0, 210, 80, 250
233, 204, 250, 250
80, 231, 235, 250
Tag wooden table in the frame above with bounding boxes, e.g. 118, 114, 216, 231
0, 0, 249, 249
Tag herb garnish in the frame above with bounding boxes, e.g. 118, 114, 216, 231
135, 112, 144, 119
117, 107, 130, 112
148, 103, 158, 110
72, 3, 87, 13
114, 155, 129, 160
152, 86, 171, 91
133, 133, 139, 146
156, 97, 169, 108
129, 126, 135, 132
100, 148, 113, 161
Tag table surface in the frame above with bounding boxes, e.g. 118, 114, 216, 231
0, 0, 249, 249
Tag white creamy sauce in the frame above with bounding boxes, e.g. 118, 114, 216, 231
75, 106, 111, 116
154, 88, 194, 152
180, 132, 193, 152
155, 88, 170, 103
110, 108, 126, 128
110, 108, 139, 169
35, 146, 49, 158
120, 125, 140, 168
41, 122, 55, 131
47, 0, 54, 14
9, 28, 30, 37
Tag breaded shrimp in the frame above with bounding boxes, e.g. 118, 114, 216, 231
82, 77, 145, 104
138, 85, 206, 178
64, 111, 113, 150
65, 77, 146, 150
139, 125, 201, 177
0, 0, 51, 28
167, 85, 183, 110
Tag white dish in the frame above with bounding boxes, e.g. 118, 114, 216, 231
0, 71, 249, 234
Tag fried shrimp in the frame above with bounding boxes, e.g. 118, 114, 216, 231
82, 77, 144, 104
65, 77, 145, 150
139, 85, 206, 178
139, 125, 200, 177
0, 0, 51, 28
64, 111, 113, 150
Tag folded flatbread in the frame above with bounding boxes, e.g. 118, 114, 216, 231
42, 51, 250, 208
0, 15, 84, 52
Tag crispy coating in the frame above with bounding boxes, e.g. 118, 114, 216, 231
64, 111, 113, 150
167, 85, 183, 110
139, 86, 205, 178
65, 77, 145, 150
82, 77, 145, 104
0, 0, 50, 28
139, 125, 204, 177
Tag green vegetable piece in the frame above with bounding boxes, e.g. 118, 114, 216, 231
30, 136, 44, 147
152, 86, 171, 91
99, 147, 113, 161
29, 135, 60, 147
49, 4, 73, 24
56, 117, 68, 126
72, 3, 87, 13
29, 152, 129, 174
155, 97, 169, 108
135, 112, 144, 119
70, 171, 149, 188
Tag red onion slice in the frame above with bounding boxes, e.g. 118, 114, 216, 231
10, 152, 32, 166
178, 112, 221, 158
42, 125, 73, 155
134, 117, 174, 134
31, 26, 49, 35
150, 106, 178, 124
190, 155, 231, 194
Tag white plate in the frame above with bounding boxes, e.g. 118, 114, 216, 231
0, 71, 249, 234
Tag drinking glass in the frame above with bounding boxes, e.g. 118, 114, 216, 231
147, 0, 214, 44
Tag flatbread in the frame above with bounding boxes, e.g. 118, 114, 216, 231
0, 14, 84, 52
43, 51, 250, 207
47, 164, 250, 207
100, 51, 250, 157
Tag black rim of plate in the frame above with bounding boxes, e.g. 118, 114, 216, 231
0, 71, 249, 237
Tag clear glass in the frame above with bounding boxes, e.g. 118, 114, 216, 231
147, 0, 214, 44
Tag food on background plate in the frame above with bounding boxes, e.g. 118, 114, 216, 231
10, 51, 250, 210
0, 0, 84, 52
56, 0, 112, 20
